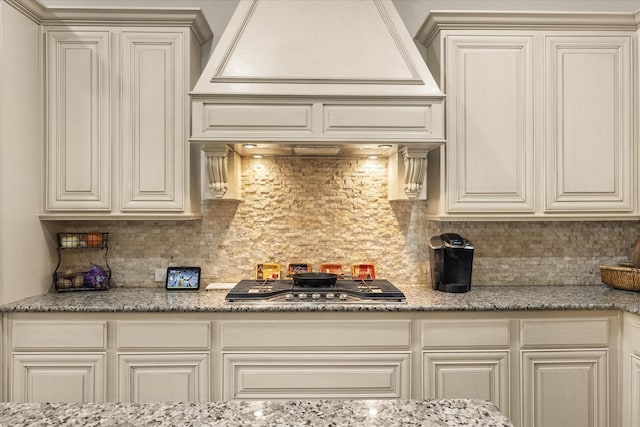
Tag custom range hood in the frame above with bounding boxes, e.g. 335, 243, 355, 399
189, 0, 445, 200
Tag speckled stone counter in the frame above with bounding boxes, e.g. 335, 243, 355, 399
0, 399, 512, 426
1, 284, 639, 314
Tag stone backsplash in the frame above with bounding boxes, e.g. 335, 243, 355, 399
55, 157, 639, 288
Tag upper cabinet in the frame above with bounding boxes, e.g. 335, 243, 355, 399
544, 35, 633, 213
35, 3, 212, 219
419, 12, 637, 220
46, 31, 111, 212
443, 34, 536, 214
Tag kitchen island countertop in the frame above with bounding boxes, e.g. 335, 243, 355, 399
0, 399, 512, 426
1, 284, 639, 314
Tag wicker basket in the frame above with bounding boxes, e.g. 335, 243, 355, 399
600, 264, 640, 291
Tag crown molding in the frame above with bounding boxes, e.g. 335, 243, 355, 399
417, 10, 638, 47
6, 0, 213, 45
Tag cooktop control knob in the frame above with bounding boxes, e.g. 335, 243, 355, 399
326, 293, 335, 300
339, 293, 348, 301
285, 293, 294, 301
298, 293, 308, 300
311, 293, 321, 300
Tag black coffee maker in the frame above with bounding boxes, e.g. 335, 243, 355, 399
428, 233, 474, 293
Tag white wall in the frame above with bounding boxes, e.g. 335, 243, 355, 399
0, 2, 54, 303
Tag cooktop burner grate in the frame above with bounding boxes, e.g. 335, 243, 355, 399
225, 279, 406, 304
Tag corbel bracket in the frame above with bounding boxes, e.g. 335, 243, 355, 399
203, 147, 229, 199
401, 147, 428, 199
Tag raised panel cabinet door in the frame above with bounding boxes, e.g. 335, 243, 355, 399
630, 355, 640, 427
422, 351, 510, 417
11, 353, 106, 403
46, 30, 111, 211
223, 352, 410, 400
521, 350, 608, 427
545, 36, 632, 212
120, 31, 185, 211
445, 35, 535, 213
118, 353, 209, 402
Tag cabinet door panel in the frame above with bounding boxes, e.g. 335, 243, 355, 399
46, 31, 110, 210
11, 353, 106, 403
423, 351, 509, 416
631, 355, 640, 427
545, 36, 632, 211
118, 353, 209, 402
446, 36, 534, 212
121, 32, 184, 211
521, 350, 607, 427
223, 353, 410, 400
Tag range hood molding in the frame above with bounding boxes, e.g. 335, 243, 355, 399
192, 0, 443, 202
190, 0, 445, 148
191, 0, 443, 98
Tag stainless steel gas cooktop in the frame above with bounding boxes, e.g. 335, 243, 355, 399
225, 279, 406, 304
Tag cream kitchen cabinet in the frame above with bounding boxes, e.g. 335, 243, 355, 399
39, 7, 211, 220
45, 30, 111, 212
8, 320, 107, 403
544, 35, 632, 213
116, 321, 211, 402
421, 320, 511, 417
621, 313, 640, 427
3, 309, 620, 426
219, 319, 412, 400
435, 35, 536, 215
519, 318, 614, 427
419, 12, 636, 220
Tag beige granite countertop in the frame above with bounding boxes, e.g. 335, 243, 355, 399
0, 284, 638, 314
0, 399, 513, 426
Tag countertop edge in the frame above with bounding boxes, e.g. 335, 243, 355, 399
0, 284, 636, 314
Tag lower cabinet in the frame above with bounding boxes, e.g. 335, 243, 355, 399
4, 310, 620, 426
422, 351, 510, 410
117, 353, 209, 402
621, 313, 640, 427
8, 319, 108, 403
521, 350, 608, 427
116, 321, 211, 402
11, 353, 106, 403
520, 317, 613, 427
629, 355, 640, 427
219, 318, 412, 400
421, 319, 511, 417
223, 352, 410, 400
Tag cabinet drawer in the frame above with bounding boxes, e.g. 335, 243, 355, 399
520, 319, 610, 348
221, 320, 410, 350
11, 321, 106, 350
324, 104, 441, 136
194, 102, 312, 135
422, 320, 510, 349
223, 352, 410, 400
117, 322, 210, 350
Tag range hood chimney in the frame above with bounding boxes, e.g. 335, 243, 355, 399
190, 0, 445, 200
